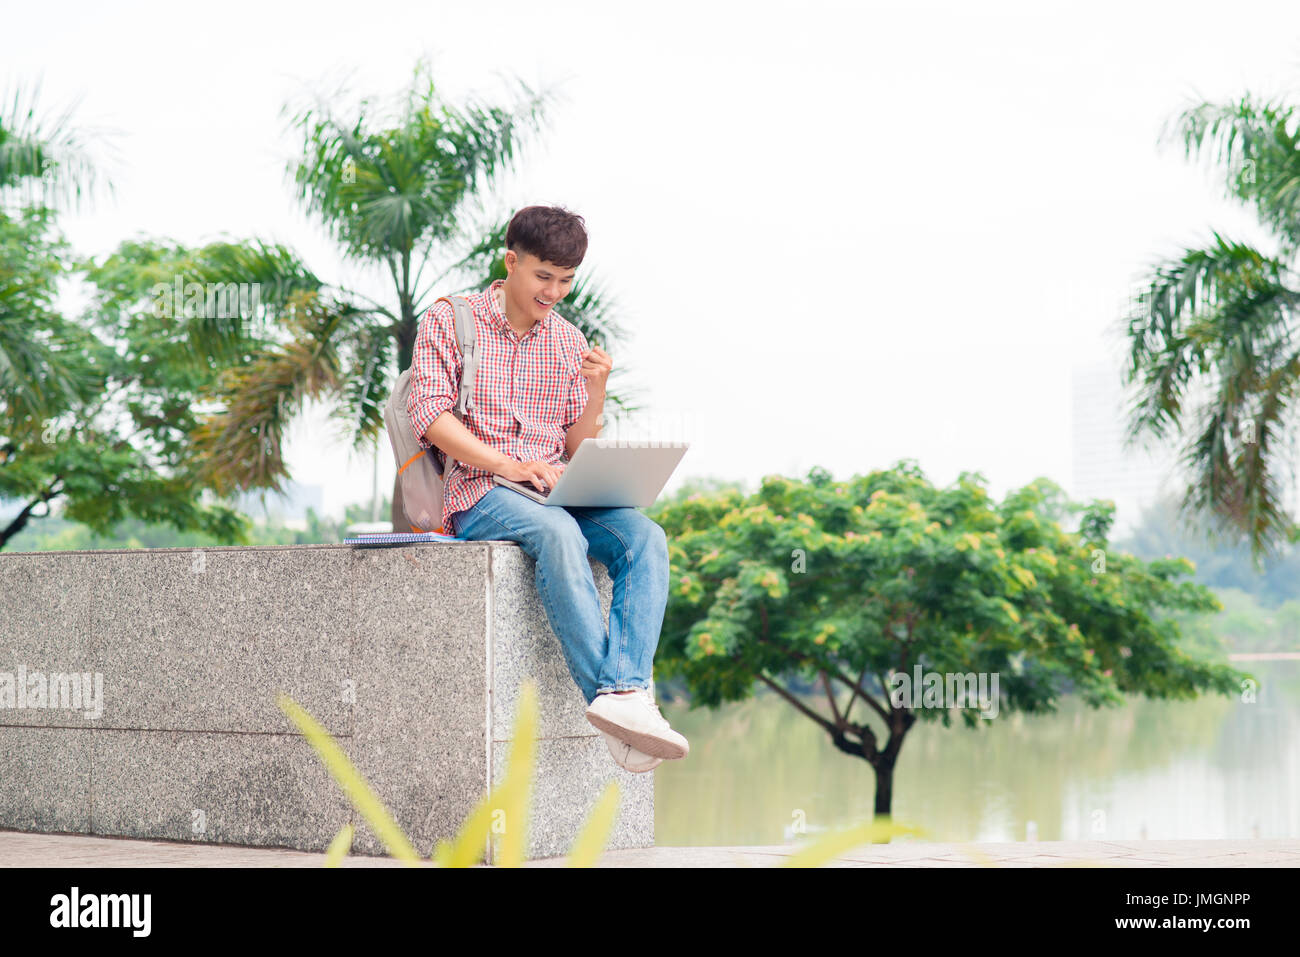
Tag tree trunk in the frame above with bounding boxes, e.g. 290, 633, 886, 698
874, 760, 894, 817
870, 760, 896, 843
0, 481, 62, 551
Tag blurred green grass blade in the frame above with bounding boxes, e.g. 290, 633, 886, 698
431, 838, 454, 866
443, 681, 540, 867
567, 780, 620, 867
442, 794, 497, 867
278, 693, 421, 865
325, 823, 354, 867
779, 817, 926, 867
498, 681, 539, 867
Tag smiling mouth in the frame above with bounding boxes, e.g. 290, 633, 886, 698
535, 297, 553, 307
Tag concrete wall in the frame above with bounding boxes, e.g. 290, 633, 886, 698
0, 542, 653, 863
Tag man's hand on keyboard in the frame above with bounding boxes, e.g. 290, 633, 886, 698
497, 458, 565, 493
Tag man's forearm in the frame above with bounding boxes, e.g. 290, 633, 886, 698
565, 389, 606, 459
425, 412, 511, 472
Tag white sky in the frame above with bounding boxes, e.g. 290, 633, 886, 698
7, 0, 1299, 519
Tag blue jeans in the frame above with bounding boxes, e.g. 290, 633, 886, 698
451, 486, 671, 706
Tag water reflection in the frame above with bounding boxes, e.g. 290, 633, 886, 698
654, 661, 1298, 845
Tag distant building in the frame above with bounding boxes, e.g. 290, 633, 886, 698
231, 481, 325, 529
1069, 359, 1184, 536
1070, 358, 1300, 535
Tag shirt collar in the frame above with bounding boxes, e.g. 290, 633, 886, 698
488, 278, 550, 337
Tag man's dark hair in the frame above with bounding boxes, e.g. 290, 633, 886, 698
506, 205, 588, 269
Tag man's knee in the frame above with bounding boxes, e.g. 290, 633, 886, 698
631, 513, 668, 555
535, 508, 589, 556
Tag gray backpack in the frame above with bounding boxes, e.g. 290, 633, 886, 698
384, 295, 480, 534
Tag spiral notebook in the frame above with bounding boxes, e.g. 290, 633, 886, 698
344, 531, 460, 547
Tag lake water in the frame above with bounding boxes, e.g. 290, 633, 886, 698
653, 660, 1299, 845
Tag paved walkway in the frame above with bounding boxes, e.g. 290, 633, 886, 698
2, 830, 1297, 867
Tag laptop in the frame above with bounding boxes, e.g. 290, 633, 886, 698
493, 438, 689, 507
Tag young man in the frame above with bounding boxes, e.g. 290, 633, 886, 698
406, 204, 688, 774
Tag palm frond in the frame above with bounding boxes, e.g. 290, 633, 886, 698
1163, 94, 1300, 253
167, 240, 325, 364
284, 61, 558, 277
0, 207, 101, 423
1123, 234, 1294, 442
0, 78, 113, 213
1123, 229, 1300, 557
332, 319, 396, 448
189, 291, 347, 495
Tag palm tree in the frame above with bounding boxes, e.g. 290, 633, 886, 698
188, 59, 639, 531
1, 80, 110, 442
1123, 91, 1300, 560
0, 79, 110, 210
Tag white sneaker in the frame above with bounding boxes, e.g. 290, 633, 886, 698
599, 729, 662, 773
585, 689, 689, 760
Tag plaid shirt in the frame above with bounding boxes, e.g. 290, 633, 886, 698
406, 278, 590, 533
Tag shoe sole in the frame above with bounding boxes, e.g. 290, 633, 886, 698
599, 732, 662, 773
586, 712, 689, 760
613, 752, 661, 773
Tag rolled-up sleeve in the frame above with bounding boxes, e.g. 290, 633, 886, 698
407, 300, 461, 450
561, 331, 590, 432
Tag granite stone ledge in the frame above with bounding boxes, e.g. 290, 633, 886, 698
91, 728, 350, 851
0, 727, 92, 835
84, 548, 353, 735
347, 543, 490, 858
0, 541, 653, 861
490, 545, 615, 740
488, 734, 656, 863
0, 554, 96, 729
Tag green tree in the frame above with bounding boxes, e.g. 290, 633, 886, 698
0, 229, 261, 549
0, 81, 107, 442
0, 85, 250, 550
647, 462, 1249, 818
1123, 88, 1300, 559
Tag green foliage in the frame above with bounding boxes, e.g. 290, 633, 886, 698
1173, 586, 1300, 656
1124, 90, 1300, 559
4, 495, 389, 552
647, 461, 1250, 811
286, 57, 551, 270
0, 205, 93, 427
1118, 492, 1300, 606
1, 135, 248, 550
0, 79, 111, 212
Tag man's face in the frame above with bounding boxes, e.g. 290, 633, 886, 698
506, 250, 576, 319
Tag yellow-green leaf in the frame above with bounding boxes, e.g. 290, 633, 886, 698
278, 694, 421, 865
780, 817, 926, 867
567, 781, 621, 867
324, 824, 354, 867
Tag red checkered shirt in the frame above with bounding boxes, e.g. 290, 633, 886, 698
406, 278, 590, 534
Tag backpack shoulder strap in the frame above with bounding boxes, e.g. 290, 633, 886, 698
432, 294, 479, 417
428, 294, 481, 483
